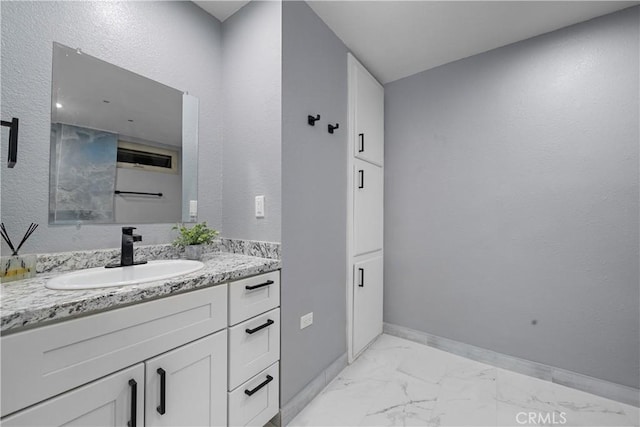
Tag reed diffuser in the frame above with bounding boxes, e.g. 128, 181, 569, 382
1, 223, 38, 283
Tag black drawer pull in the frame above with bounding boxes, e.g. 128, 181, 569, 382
244, 375, 274, 396
358, 268, 364, 287
358, 170, 364, 189
358, 133, 365, 152
245, 280, 274, 290
128, 379, 137, 427
246, 319, 274, 334
156, 368, 166, 415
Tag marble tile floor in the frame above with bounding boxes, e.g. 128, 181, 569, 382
288, 334, 639, 427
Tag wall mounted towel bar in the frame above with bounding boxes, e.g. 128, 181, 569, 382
115, 191, 163, 197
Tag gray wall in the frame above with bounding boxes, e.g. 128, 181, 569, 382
0, 1, 223, 253
281, 1, 348, 405
384, 7, 639, 388
114, 167, 182, 223
221, 1, 282, 242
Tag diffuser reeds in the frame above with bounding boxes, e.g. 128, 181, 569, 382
1, 223, 38, 256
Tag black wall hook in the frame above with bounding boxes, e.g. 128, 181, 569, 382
1, 117, 19, 168
328, 123, 339, 134
308, 114, 320, 126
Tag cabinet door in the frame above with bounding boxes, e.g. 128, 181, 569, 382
353, 255, 383, 356
145, 331, 227, 427
354, 61, 384, 165
2, 364, 144, 427
354, 159, 383, 255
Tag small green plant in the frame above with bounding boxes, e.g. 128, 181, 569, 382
172, 222, 219, 247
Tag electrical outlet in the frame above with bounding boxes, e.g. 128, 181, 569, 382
300, 312, 313, 329
255, 195, 265, 218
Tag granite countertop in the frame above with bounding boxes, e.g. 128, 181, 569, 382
0, 252, 281, 334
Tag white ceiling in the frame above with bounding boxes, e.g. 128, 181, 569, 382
52, 43, 183, 147
194, 0, 250, 21
307, 1, 638, 83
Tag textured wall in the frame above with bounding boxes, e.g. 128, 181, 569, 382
281, 1, 348, 405
384, 7, 640, 388
221, 1, 282, 242
114, 167, 182, 223
1, 1, 223, 253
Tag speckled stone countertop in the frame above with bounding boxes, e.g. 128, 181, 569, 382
0, 252, 280, 334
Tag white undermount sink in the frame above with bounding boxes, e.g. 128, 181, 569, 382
46, 260, 205, 290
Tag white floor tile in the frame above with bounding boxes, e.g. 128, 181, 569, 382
432, 365, 497, 426
360, 370, 440, 426
287, 334, 639, 427
497, 369, 565, 426
551, 381, 639, 426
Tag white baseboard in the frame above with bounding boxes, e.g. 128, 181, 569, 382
279, 353, 349, 426
384, 322, 640, 408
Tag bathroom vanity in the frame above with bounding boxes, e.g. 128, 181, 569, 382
0, 252, 281, 427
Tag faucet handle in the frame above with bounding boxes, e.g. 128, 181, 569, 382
122, 226, 137, 235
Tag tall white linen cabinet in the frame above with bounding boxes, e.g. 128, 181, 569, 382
347, 54, 384, 359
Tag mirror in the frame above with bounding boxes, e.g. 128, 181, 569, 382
48, 42, 198, 225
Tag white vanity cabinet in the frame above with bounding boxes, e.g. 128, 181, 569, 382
2, 364, 145, 427
145, 331, 227, 427
3, 332, 228, 427
1, 284, 228, 419
227, 271, 281, 427
1, 269, 281, 427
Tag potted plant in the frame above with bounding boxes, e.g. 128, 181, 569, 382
172, 222, 219, 260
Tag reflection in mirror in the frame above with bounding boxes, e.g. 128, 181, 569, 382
49, 42, 198, 225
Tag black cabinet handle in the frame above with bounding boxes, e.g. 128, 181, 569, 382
358, 170, 364, 189
156, 368, 166, 415
244, 375, 274, 396
128, 379, 137, 427
246, 319, 274, 334
358, 133, 365, 153
246, 280, 274, 290
358, 268, 364, 287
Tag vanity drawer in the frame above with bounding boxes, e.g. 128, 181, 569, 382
228, 271, 280, 326
228, 308, 280, 390
228, 362, 279, 427
1, 284, 227, 417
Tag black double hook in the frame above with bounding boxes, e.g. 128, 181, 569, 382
308, 114, 339, 135
308, 114, 321, 126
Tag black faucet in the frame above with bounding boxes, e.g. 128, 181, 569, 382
106, 227, 148, 268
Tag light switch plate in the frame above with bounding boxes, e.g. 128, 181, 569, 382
255, 195, 265, 218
